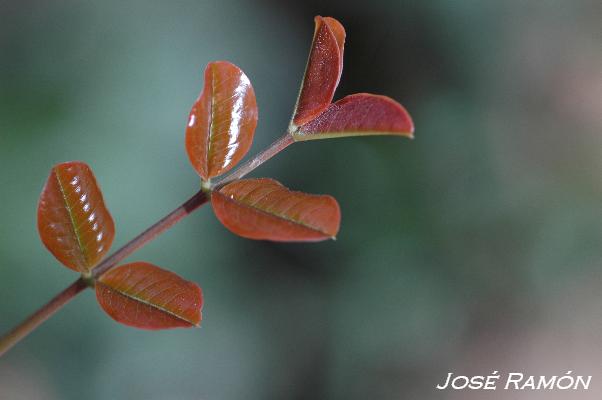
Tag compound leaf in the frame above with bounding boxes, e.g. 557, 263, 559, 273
96, 262, 203, 330
37, 161, 115, 273
186, 61, 258, 181
212, 178, 340, 242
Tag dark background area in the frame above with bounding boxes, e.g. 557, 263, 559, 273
1, 1, 601, 399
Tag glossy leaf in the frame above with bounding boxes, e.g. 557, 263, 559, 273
37, 161, 115, 273
185, 61, 258, 181
96, 262, 203, 330
293, 93, 414, 141
212, 178, 340, 242
291, 16, 345, 128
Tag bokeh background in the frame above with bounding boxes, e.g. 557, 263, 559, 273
1, 1, 601, 399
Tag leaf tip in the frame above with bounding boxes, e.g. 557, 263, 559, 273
404, 124, 415, 140
404, 110, 415, 139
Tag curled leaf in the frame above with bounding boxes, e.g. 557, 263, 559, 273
96, 262, 203, 330
293, 93, 414, 141
212, 178, 340, 242
291, 16, 346, 128
37, 161, 115, 273
185, 61, 258, 181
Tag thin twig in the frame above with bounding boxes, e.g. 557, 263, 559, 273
92, 190, 208, 278
211, 133, 294, 189
0, 278, 87, 357
0, 132, 296, 357
0, 190, 208, 357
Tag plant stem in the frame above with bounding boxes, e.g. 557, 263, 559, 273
211, 133, 294, 188
0, 190, 208, 358
92, 190, 208, 278
0, 133, 294, 357
0, 278, 87, 357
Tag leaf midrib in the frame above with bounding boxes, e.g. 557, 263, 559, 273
217, 190, 333, 237
205, 64, 216, 178
97, 281, 197, 326
54, 169, 89, 270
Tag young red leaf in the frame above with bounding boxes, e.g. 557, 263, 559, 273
293, 93, 414, 141
212, 178, 340, 242
96, 262, 203, 330
291, 16, 346, 128
37, 161, 115, 273
185, 61, 258, 181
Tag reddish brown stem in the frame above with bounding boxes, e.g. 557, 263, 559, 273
92, 190, 208, 278
0, 190, 208, 358
0, 133, 294, 357
211, 133, 294, 189
0, 278, 87, 357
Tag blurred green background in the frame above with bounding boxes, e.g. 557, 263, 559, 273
1, 1, 601, 399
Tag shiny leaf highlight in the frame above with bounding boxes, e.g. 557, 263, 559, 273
186, 61, 258, 181
37, 161, 115, 273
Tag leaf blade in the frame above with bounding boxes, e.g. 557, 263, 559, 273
37, 161, 115, 273
293, 93, 414, 141
212, 178, 340, 242
96, 262, 203, 330
291, 16, 346, 128
185, 61, 258, 181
